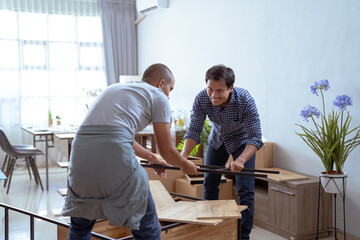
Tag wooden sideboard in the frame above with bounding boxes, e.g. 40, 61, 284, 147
254, 173, 333, 240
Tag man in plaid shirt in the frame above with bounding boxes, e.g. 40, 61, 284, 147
181, 64, 263, 240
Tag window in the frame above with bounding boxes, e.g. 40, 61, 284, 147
0, 9, 106, 127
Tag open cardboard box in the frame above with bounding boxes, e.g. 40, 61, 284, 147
57, 180, 241, 240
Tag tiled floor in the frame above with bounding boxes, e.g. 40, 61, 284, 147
0, 165, 335, 240
0, 165, 68, 240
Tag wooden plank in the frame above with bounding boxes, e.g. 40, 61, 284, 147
175, 178, 233, 200
196, 200, 241, 220
149, 180, 176, 211
184, 174, 226, 185
57, 162, 69, 168
161, 219, 237, 240
263, 168, 309, 182
237, 205, 248, 213
58, 219, 237, 240
157, 201, 223, 225
57, 220, 131, 240
55, 133, 76, 140
255, 142, 274, 168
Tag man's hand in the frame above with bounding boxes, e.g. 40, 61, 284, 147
227, 145, 257, 172
227, 157, 246, 172
148, 156, 171, 179
180, 159, 199, 175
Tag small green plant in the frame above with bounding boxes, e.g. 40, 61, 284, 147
48, 109, 52, 120
177, 117, 212, 156
56, 115, 61, 120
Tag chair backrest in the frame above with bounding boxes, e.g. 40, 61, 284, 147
0, 128, 16, 156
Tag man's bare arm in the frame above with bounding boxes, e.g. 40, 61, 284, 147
153, 122, 198, 175
180, 138, 198, 159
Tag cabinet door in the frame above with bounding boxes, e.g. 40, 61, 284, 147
268, 182, 298, 233
254, 179, 269, 223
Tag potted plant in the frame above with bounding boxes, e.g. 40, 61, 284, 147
48, 109, 53, 127
56, 115, 61, 125
296, 79, 360, 193
177, 118, 212, 157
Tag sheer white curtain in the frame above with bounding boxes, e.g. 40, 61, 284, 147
0, 0, 106, 128
0, 0, 106, 164
98, 0, 137, 86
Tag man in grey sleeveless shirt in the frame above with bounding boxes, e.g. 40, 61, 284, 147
62, 64, 199, 240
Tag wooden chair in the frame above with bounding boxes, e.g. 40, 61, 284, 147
0, 128, 44, 194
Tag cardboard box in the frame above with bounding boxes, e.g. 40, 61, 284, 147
146, 168, 184, 193
175, 178, 233, 200
255, 142, 275, 168
58, 219, 238, 240
145, 155, 203, 192
57, 220, 131, 240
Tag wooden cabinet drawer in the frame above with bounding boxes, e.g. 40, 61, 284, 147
268, 183, 298, 233
254, 178, 269, 223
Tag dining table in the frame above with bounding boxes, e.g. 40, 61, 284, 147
21, 126, 77, 191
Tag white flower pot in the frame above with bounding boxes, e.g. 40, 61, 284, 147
319, 172, 347, 194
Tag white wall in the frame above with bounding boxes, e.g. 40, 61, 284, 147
138, 0, 360, 237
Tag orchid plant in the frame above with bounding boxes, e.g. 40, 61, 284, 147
296, 79, 360, 174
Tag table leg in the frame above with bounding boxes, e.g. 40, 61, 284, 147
45, 136, 49, 191
67, 139, 72, 161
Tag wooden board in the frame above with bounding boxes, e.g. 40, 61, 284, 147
237, 205, 248, 213
149, 180, 176, 211
196, 200, 242, 220
175, 178, 233, 200
157, 201, 223, 225
57, 162, 69, 168
262, 167, 309, 182
255, 142, 274, 168
57, 220, 131, 240
161, 219, 237, 240
58, 219, 238, 240
185, 174, 226, 185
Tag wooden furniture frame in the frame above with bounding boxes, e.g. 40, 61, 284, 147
254, 172, 333, 240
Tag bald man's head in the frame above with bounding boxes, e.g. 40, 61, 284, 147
142, 63, 175, 97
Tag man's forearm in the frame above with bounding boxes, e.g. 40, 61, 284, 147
180, 138, 198, 158
133, 141, 156, 162
235, 144, 258, 164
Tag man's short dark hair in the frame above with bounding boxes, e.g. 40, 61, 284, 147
142, 63, 173, 84
205, 64, 235, 88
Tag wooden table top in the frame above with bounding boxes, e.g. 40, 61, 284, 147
55, 133, 76, 140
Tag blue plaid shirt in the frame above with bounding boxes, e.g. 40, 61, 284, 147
185, 87, 263, 154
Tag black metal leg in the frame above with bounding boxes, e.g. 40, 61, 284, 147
30, 216, 34, 240
318, 175, 347, 240
25, 157, 32, 179
316, 176, 321, 240
5, 208, 9, 240
27, 157, 39, 185
342, 178, 346, 240
3, 157, 12, 187
2, 154, 9, 172
6, 158, 16, 194
334, 194, 337, 240
30, 157, 44, 191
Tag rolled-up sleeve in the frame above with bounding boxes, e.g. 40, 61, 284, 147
185, 94, 207, 145
242, 92, 263, 150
